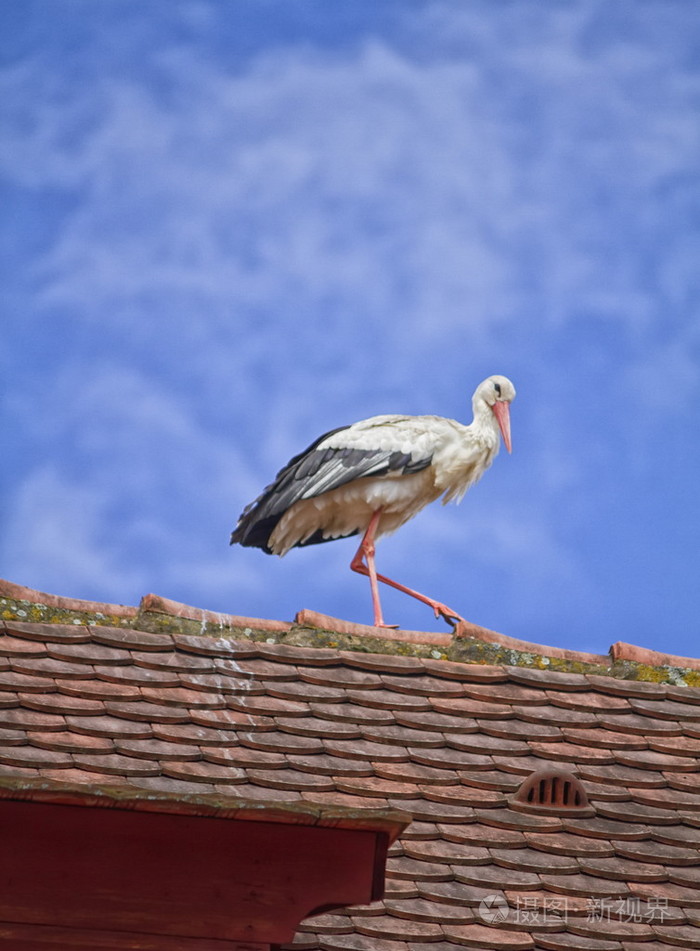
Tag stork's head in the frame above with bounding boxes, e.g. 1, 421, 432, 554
473, 375, 516, 453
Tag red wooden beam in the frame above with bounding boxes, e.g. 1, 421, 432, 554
0, 783, 409, 951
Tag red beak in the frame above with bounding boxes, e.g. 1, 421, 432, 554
492, 401, 512, 453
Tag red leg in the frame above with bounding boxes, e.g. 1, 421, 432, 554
351, 510, 465, 629
351, 510, 393, 627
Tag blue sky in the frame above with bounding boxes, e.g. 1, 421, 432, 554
2, 0, 699, 658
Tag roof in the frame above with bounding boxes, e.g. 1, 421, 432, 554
1, 578, 700, 951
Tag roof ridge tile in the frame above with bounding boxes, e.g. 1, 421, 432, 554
612, 642, 700, 673
141, 592, 291, 634
296, 609, 453, 647
456, 621, 610, 666
0, 579, 137, 621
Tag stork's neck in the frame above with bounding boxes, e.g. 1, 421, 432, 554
469, 396, 501, 450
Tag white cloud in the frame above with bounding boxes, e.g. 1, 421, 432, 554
1, 364, 262, 604
2, 465, 146, 597
2, 3, 694, 376
3, 8, 696, 353
16, 44, 514, 346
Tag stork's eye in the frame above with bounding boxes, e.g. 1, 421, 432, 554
494, 382, 502, 396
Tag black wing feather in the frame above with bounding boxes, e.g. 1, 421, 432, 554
230, 424, 432, 553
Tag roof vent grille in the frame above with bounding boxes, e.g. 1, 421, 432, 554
511, 768, 595, 817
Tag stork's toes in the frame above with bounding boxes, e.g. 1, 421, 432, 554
432, 603, 465, 629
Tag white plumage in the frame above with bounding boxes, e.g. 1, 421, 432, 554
231, 374, 515, 627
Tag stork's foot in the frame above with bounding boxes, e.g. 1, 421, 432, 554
431, 602, 466, 629
374, 622, 400, 630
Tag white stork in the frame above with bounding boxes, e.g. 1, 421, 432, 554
231, 374, 515, 628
